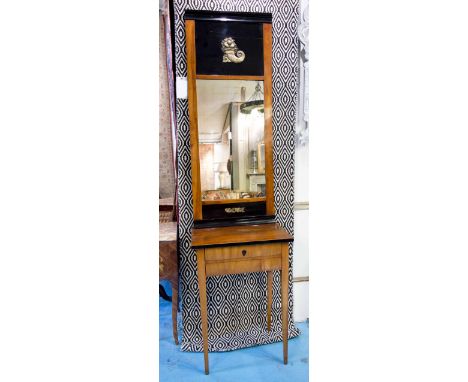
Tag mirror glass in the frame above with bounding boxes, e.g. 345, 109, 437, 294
196, 79, 266, 202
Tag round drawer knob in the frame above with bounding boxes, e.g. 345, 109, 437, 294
242, 250, 247, 256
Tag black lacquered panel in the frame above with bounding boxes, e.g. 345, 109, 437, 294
195, 20, 264, 76
185, 10, 272, 23
201, 201, 266, 221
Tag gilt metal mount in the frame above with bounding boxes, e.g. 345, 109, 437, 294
221, 37, 245, 63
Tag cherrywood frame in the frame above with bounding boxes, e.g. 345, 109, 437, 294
186, 20, 202, 220
185, 18, 275, 222
262, 23, 274, 216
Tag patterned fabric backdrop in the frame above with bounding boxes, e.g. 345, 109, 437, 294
174, 0, 300, 352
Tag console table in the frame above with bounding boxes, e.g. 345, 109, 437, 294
192, 223, 293, 374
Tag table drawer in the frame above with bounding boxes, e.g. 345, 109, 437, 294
205, 243, 281, 262
205, 257, 282, 277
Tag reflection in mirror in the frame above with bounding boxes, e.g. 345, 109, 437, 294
196, 80, 265, 202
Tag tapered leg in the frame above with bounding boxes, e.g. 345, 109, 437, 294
281, 243, 289, 365
267, 271, 273, 331
196, 249, 209, 374
171, 283, 179, 345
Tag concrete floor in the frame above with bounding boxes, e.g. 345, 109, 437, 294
159, 292, 309, 382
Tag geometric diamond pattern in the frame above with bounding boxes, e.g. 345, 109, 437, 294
174, 0, 300, 352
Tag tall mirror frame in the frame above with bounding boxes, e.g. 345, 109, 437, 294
185, 11, 274, 226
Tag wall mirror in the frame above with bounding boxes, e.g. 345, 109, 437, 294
185, 10, 274, 226
197, 79, 266, 200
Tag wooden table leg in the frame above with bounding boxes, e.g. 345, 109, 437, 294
196, 249, 209, 374
266, 270, 273, 331
281, 243, 289, 365
171, 283, 179, 345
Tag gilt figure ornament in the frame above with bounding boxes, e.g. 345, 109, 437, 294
221, 37, 245, 63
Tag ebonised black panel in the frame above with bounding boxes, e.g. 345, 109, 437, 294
193, 215, 275, 229
184, 10, 272, 23
195, 20, 264, 76
201, 201, 266, 221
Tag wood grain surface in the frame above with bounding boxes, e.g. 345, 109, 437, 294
192, 223, 293, 248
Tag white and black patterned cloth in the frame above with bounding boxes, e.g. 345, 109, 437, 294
174, 0, 300, 352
